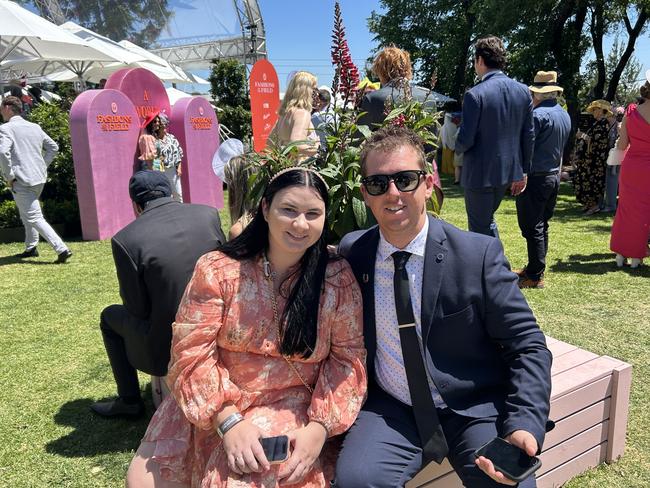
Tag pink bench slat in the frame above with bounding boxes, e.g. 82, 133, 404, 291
538, 421, 609, 476
544, 398, 610, 450
549, 375, 612, 421
537, 443, 607, 488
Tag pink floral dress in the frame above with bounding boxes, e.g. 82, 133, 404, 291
142, 251, 367, 487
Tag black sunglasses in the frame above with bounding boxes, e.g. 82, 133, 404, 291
361, 170, 426, 196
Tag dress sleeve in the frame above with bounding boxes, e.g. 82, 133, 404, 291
308, 262, 367, 437
166, 254, 242, 431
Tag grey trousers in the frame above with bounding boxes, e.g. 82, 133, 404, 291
12, 181, 67, 253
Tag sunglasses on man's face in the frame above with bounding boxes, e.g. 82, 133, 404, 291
361, 170, 426, 196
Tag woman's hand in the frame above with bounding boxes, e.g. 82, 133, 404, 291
176, 164, 182, 176
278, 422, 327, 484
222, 420, 270, 475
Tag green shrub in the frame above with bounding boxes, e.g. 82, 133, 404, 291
27, 101, 77, 204
42, 199, 80, 229
0, 200, 21, 228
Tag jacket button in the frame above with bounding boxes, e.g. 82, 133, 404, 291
436, 253, 444, 262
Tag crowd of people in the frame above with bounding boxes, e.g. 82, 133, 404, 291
2, 33, 648, 488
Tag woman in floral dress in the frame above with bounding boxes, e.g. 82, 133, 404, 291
126, 168, 367, 488
573, 100, 612, 215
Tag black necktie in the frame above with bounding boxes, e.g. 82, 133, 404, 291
392, 251, 449, 465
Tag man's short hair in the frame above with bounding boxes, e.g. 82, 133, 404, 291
372, 46, 413, 83
128, 171, 172, 206
1, 96, 23, 115
359, 125, 426, 175
475, 36, 507, 70
318, 89, 331, 105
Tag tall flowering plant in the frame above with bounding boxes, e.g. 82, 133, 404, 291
331, 1, 360, 105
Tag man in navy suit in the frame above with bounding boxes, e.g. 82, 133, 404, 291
456, 36, 535, 238
335, 126, 552, 487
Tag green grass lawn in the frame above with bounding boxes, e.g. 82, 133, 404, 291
0, 180, 648, 487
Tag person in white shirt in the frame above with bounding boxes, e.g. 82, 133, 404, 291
0, 96, 72, 262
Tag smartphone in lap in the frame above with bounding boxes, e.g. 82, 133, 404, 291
474, 437, 542, 482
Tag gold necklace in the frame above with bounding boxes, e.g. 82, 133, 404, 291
264, 254, 314, 394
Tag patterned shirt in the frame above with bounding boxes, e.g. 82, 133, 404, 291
374, 218, 446, 408
158, 133, 184, 168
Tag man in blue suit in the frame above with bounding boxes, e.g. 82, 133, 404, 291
335, 126, 552, 487
456, 36, 535, 238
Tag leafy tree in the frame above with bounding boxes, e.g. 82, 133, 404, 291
588, 1, 648, 101
22, 0, 171, 47
208, 59, 252, 141
581, 36, 643, 106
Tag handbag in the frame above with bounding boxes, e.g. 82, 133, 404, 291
606, 148, 625, 166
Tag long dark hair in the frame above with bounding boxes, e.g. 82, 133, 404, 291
219, 169, 330, 358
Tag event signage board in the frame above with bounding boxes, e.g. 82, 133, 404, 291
104, 67, 171, 129
69, 89, 139, 240
169, 97, 223, 208
249, 59, 280, 152
70, 67, 223, 240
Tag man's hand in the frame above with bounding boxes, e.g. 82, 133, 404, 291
222, 420, 270, 475
475, 430, 538, 485
278, 422, 327, 484
510, 175, 527, 196
176, 164, 182, 177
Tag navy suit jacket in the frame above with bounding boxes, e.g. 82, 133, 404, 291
456, 71, 535, 189
339, 216, 552, 449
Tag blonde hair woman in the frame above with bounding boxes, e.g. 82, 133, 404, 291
269, 71, 320, 159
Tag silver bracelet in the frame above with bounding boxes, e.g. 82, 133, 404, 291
217, 412, 244, 438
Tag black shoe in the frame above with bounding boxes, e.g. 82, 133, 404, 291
16, 247, 39, 258
90, 397, 145, 418
55, 249, 73, 263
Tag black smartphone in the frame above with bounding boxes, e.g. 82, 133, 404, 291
578, 113, 594, 132
474, 437, 542, 482
260, 435, 289, 464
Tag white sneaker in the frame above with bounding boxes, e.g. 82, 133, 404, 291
615, 254, 627, 267
630, 258, 642, 268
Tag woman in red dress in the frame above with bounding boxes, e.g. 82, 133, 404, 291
609, 73, 650, 268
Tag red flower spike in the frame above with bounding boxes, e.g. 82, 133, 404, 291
331, 1, 360, 101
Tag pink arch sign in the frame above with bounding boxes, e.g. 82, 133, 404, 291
70, 68, 223, 240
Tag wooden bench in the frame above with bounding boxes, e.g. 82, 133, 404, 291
405, 336, 632, 488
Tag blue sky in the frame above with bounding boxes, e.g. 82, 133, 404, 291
163, 0, 385, 91
24, 0, 650, 92
253, 0, 650, 92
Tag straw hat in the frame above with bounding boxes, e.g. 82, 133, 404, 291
586, 99, 613, 116
529, 71, 563, 94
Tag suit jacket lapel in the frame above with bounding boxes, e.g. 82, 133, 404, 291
421, 216, 447, 342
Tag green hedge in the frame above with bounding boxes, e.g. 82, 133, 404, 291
0, 198, 80, 232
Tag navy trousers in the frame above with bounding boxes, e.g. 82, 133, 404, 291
335, 387, 536, 488
515, 174, 560, 280
464, 185, 509, 238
